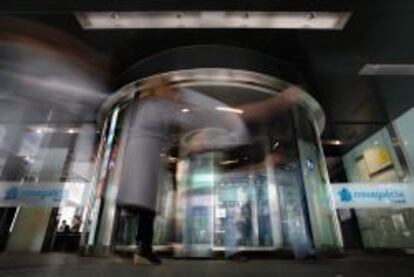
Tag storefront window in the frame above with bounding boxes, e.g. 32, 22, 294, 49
0, 122, 97, 252
342, 125, 414, 248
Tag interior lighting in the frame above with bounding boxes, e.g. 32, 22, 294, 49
215, 106, 244, 114
323, 139, 343, 145
76, 11, 351, 30
220, 159, 239, 165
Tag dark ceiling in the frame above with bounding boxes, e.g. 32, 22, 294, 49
1, 0, 414, 157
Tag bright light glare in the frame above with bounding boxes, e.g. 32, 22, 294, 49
323, 139, 343, 145
220, 159, 239, 165
76, 11, 351, 30
215, 106, 244, 114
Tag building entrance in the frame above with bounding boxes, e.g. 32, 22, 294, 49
82, 46, 342, 258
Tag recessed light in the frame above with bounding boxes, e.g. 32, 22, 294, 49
323, 139, 343, 145
76, 11, 351, 30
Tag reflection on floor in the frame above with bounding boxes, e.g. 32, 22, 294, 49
0, 253, 414, 277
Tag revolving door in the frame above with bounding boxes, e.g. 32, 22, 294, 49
82, 47, 342, 258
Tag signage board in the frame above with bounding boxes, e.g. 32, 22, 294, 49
0, 182, 89, 207
331, 183, 414, 209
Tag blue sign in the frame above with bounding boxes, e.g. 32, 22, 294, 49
331, 183, 414, 208
4, 187, 18, 200
0, 182, 88, 207
338, 188, 353, 203
2, 186, 63, 203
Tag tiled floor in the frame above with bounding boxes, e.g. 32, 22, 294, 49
0, 253, 413, 277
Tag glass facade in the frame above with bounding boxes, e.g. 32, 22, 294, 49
0, 122, 97, 252
342, 108, 414, 249
3, 72, 414, 257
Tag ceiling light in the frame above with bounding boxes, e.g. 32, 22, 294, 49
215, 106, 244, 114
332, 140, 342, 145
323, 139, 343, 145
359, 64, 414, 75
181, 108, 190, 113
76, 11, 351, 30
220, 159, 239, 165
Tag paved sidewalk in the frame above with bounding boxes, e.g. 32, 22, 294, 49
0, 253, 413, 277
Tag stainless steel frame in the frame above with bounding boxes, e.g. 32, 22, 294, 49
98, 68, 326, 132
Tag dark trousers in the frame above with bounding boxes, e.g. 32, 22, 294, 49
136, 208, 156, 252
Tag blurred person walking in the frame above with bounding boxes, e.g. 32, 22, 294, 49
116, 77, 177, 265
116, 75, 251, 264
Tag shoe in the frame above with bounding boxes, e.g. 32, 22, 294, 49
133, 250, 162, 265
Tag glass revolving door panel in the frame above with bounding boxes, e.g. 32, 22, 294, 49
93, 68, 338, 258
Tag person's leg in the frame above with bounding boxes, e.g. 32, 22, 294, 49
137, 209, 155, 252
134, 208, 161, 265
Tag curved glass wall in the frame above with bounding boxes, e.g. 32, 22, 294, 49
83, 69, 342, 258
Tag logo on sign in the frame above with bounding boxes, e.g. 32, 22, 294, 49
4, 187, 18, 200
338, 188, 353, 202
306, 158, 315, 171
